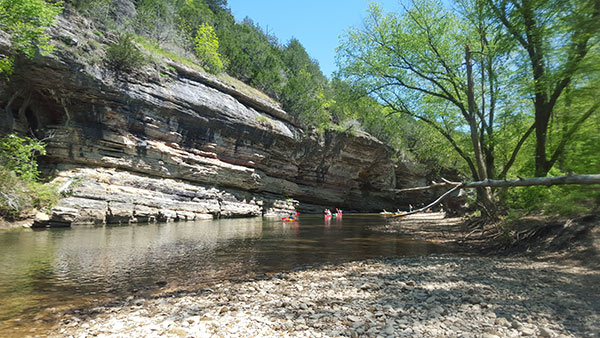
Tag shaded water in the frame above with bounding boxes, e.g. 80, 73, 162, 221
0, 214, 450, 335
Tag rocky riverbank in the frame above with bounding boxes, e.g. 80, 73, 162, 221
48, 254, 599, 338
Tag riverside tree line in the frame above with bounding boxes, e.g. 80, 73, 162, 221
1, 0, 599, 219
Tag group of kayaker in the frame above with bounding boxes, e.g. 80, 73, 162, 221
282, 208, 344, 222
324, 208, 343, 217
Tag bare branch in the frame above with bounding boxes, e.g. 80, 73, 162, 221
498, 122, 535, 179
391, 185, 462, 218
385, 181, 459, 194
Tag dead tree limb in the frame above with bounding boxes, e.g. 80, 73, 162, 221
462, 174, 600, 188
391, 185, 462, 218
386, 178, 460, 193
391, 174, 600, 218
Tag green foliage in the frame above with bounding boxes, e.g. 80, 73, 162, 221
337, 0, 488, 178
194, 23, 224, 74
0, 135, 57, 220
0, 169, 59, 220
0, 134, 46, 182
219, 18, 284, 96
134, 0, 177, 43
106, 33, 146, 72
176, 0, 216, 49
281, 69, 328, 128
505, 185, 600, 216
0, 56, 13, 77
486, 0, 600, 177
0, 0, 63, 76
279, 38, 329, 128
29, 180, 59, 211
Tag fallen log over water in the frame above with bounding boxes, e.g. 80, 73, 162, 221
391, 174, 600, 218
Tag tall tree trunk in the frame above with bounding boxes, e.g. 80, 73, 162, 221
534, 101, 551, 177
466, 45, 488, 181
466, 44, 496, 218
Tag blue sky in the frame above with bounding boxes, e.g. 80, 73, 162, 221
227, 0, 403, 78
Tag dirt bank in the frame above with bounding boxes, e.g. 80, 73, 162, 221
378, 213, 600, 270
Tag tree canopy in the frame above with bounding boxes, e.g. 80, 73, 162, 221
337, 0, 599, 178
336, 0, 599, 214
0, 0, 63, 76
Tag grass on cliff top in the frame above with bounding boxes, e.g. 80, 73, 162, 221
134, 36, 280, 109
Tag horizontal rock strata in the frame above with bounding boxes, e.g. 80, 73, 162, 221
2, 14, 429, 225
33, 166, 297, 226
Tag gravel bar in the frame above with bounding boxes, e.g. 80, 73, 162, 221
50, 254, 599, 337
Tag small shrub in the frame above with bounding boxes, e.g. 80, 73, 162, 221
0, 167, 30, 219
0, 134, 58, 220
0, 56, 13, 78
0, 134, 46, 182
106, 33, 146, 72
29, 181, 59, 212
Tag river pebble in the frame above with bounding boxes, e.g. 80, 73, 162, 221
50, 254, 599, 337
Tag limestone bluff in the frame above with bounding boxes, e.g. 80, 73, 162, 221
0, 13, 429, 226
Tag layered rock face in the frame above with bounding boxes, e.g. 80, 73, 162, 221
0, 15, 427, 225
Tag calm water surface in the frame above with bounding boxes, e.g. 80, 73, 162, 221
0, 214, 450, 334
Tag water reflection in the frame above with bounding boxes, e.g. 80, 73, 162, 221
0, 214, 448, 334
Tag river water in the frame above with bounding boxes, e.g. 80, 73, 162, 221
0, 214, 450, 335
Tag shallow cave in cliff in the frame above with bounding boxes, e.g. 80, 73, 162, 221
2, 86, 69, 136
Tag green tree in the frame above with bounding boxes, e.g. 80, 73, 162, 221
194, 22, 224, 73
487, 0, 600, 177
0, 0, 63, 76
135, 0, 178, 43
280, 38, 328, 126
176, 0, 215, 51
218, 18, 284, 97
337, 0, 525, 215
